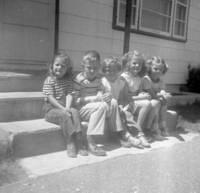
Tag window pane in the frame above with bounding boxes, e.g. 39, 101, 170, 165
131, 7, 137, 26
118, 1, 126, 24
141, 10, 171, 32
142, 0, 172, 16
174, 21, 185, 36
177, 0, 188, 5
176, 4, 186, 21
117, 0, 137, 27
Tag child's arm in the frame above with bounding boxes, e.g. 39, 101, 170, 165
66, 93, 73, 109
139, 76, 156, 100
47, 95, 65, 111
132, 93, 151, 100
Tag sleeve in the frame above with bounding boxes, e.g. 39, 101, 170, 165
73, 78, 81, 93
141, 76, 152, 91
97, 78, 104, 93
159, 79, 166, 91
42, 76, 54, 96
120, 72, 128, 84
118, 79, 131, 106
100, 77, 109, 93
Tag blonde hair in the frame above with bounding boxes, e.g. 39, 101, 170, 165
81, 50, 101, 67
122, 50, 146, 77
146, 56, 168, 75
102, 56, 122, 74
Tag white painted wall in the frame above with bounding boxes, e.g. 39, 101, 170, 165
59, 0, 200, 85
0, 0, 55, 71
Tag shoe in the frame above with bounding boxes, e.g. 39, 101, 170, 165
88, 143, 106, 156
118, 131, 132, 148
161, 127, 170, 137
119, 139, 132, 148
78, 148, 88, 156
67, 142, 77, 158
139, 135, 151, 148
128, 136, 143, 149
152, 133, 166, 141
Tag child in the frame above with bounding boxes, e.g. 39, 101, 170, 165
74, 50, 132, 156
101, 56, 150, 148
143, 56, 171, 137
43, 51, 88, 158
121, 50, 154, 142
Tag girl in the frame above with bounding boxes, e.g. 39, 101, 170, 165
121, 50, 153, 143
43, 51, 88, 158
143, 56, 171, 137
101, 56, 150, 148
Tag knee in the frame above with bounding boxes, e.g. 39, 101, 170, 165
110, 98, 118, 107
151, 100, 161, 109
143, 100, 152, 110
60, 111, 71, 121
98, 102, 108, 112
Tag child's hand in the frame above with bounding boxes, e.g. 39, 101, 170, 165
71, 91, 80, 99
158, 96, 167, 105
64, 108, 72, 117
83, 79, 90, 84
138, 92, 151, 100
102, 93, 112, 103
159, 91, 171, 100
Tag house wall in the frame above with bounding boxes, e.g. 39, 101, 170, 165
59, 0, 200, 85
0, 0, 55, 71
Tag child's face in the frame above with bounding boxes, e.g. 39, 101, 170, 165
83, 59, 99, 80
151, 62, 163, 78
103, 64, 119, 81
129, 58, 142, 76
52, 57, 68, 78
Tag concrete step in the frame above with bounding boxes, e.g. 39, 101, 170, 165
0, 110, 178, 158
168, 92, 200, 107
0, 92, 44, 122
0, 90, 198, 122
0, 71, 46, 92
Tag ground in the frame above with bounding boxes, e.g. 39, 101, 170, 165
0, 102, 200, 190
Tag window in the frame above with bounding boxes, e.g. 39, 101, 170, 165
112, 0, 190, 41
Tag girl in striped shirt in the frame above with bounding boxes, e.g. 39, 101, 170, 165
43, 51, 88, 158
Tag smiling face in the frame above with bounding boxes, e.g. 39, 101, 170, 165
150, 62, 165, 81
128, 57, 143, 76
83, 59, 99, 80
52, 57, 68, 79
102, 59, 121, 82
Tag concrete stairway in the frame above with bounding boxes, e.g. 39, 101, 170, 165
0, 71, 46, 92
4, 72, 198, 159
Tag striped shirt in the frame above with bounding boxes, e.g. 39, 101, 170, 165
43, 76, 73, 106
73, 72, 103, 98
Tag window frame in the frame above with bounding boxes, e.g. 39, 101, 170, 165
112, 0, 190, 42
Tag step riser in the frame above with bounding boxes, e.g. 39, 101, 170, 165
12, 111, 178, 158
0, 99, 44, 122
13, 129, 66, 158
0, 94, 194, 122
0, 78, 44, 92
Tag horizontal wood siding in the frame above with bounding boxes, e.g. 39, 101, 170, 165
59, 0, 200, 84
0, 0, 55, 71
